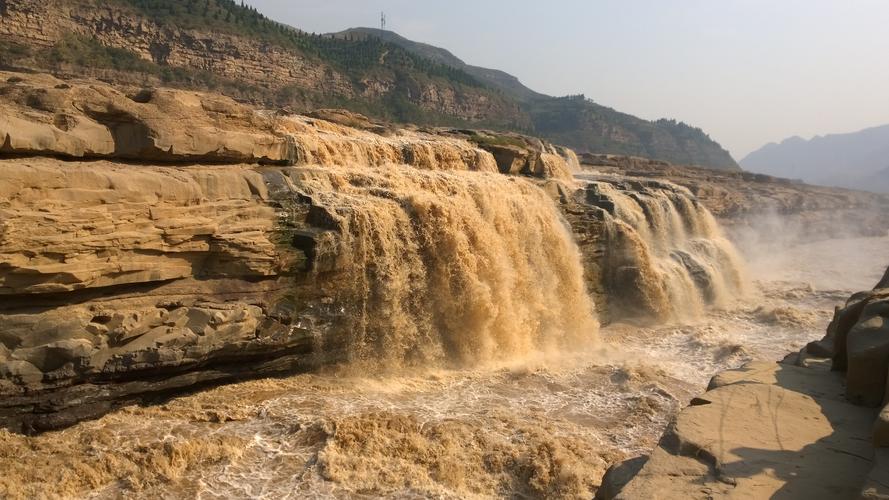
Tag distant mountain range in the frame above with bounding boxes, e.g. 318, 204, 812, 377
741, 124, 889, 193
0, 0, 737, 169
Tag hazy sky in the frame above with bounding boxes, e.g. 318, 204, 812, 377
250, 0, 889, 159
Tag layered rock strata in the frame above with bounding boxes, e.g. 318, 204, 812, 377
0, 72, 587, 432
0, 0, 526, 126
0, 70, 785, 435
0, 159, 346, 432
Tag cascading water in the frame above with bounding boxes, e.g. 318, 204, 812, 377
292, 164, 599, 367
7, 157, 885, 499
580, 178, 747, 321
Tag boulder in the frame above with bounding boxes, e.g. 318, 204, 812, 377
484, 143, 531, 175
11, 339, 95, 374
531, 152, 572, 180
0, 360, 43, 385
830, 294, 873, 371
805, 337, 834, 358
846, 302, 889, 406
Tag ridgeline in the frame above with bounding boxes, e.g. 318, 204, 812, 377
0, 0, 737, 169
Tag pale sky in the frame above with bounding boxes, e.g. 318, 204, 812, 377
250, 0, 889, 160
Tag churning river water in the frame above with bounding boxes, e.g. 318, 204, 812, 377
2, 231, 887, 499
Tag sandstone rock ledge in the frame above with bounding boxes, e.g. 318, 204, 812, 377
600, 272, 889, 499
0, 71, 591, 433
599, 361, 880, 499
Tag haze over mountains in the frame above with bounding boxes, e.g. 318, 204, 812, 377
336, 28, 738, 170
741, 124, 889, 194
0, 0, 737, 169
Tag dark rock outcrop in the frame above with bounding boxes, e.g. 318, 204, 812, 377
797, 269, 889, 407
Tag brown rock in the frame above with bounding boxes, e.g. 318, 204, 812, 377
0, 70, 578, 432
876, 404, 889, 448
595, 456, 648, 500
846, 302, 889, 407
831, 290, 889, 371
612, 362, 878, 499
861, 449, 889, 499
0, 72, 295, 164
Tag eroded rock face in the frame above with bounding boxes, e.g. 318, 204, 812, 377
0, 159, 356, 432
827, 276, 889, 407
847, 308, 889, 406
0, 72, 538, 174
0, 72, 296, 163
0, 71, 587, 432
0, 0, 527, 126
559, 178, 746, 323
0, 156, 593, 431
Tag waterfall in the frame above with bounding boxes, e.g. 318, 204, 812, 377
279, 115, 501, 172
293, 164, 600, 367
583, 179, 746, 321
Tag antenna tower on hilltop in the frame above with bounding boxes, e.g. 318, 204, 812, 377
381, 11, 387, 31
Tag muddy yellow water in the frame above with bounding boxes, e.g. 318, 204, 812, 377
2, 235, 886, 500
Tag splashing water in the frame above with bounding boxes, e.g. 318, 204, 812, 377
584, 179, 747, 321
294, 164, 599, 368
3, 166, 882, 499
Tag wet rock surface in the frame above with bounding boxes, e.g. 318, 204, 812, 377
0, 71, 887, 478
560, 178, 745, 323
579, 153, 889, 243
0, 71, 585, 432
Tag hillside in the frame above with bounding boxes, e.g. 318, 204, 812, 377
338, 28, 739, 170
0, 0, 736, 169
0, 0, 528, 130
741, 124, 889, 193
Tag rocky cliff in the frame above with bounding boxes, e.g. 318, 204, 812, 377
0, 0, 527, 129
0, 0, 739, 169
0, 71, 881, 437
599, 269, 889, 499
0, 71, 614, 432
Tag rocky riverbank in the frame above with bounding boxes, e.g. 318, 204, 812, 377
1, 70, 888, 438
0, 71, 584, 432
599, 269, 889, 499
